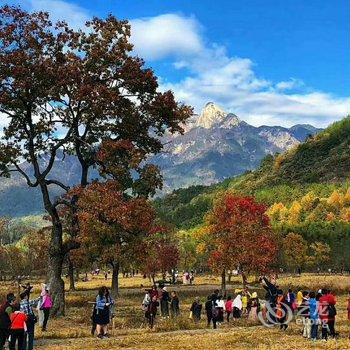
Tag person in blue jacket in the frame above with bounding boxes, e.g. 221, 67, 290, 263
95, 286, 114, 339
309, 291, 319, 341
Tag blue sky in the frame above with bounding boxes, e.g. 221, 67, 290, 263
8, 0, 350, 127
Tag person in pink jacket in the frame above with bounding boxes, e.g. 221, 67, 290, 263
40, 285, 52, 332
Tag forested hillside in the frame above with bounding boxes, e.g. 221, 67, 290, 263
155, 116, 350, 229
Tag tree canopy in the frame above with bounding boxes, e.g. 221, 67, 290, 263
0, 5, 192, 314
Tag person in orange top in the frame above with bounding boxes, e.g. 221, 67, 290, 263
9, 303, 27, 350
276, 290, 288, 331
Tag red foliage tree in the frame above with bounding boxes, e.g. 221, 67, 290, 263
76, 180, 155, 296
0, 5, 192, 314
206, 194, 278, 291
136, 226, 180, 285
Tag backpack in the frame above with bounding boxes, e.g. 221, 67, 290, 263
328, 304, 337, 318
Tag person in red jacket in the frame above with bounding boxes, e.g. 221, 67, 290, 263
225, 296, 233, 322
9, 303, 27, 350
318, 289, 337, 340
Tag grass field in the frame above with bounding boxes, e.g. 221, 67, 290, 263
1, 273, 349, 349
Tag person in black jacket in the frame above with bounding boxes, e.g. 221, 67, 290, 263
160, 287, 170, 317
170, 291, 180, 317
261, 276, 278, 305
0, 293, 15, 350
205, 295, 213, 327
190, 297, 202, 323
260, 276, 278, 323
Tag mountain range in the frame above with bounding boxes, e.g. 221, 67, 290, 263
151, 102, 322, 191
0, 102, 322, 216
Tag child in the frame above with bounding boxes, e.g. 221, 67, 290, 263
297, 290, 303, 306
9, 303, 27, 350
247, 292, 260, 322
241, 289, 249, 315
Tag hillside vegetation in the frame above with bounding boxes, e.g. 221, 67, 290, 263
155, 116, 350, 229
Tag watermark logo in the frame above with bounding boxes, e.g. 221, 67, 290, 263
258, 301, 294, 327
258, 301, 329, 328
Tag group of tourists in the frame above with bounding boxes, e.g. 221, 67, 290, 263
190, 288, 260, 327
139, 276, 350, 342
141, 286, 180, 328
2, 276, 349, 346
260, 276, 341, 341
0, 283, 52, 350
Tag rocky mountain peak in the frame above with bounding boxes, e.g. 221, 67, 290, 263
196, 102, 228, 129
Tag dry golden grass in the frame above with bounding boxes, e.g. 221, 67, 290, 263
1, 273, 349, 349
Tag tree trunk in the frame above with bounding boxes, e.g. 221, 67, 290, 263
221, 268, 226, 294
48, 221, 65, 316
68, 256, 75, 291
111, 262, 119, 297
242, 272, 248, 288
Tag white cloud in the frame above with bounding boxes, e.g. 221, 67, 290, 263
6, 1, 350, 128
275, 78, 304, 91
19, 0, 89, 29
130, 14, 203, 60
161, 44, 350, 128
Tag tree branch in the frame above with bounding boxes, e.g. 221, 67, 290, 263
53, 198, 72, 208
45, 179, 70, 192
12, 163, 38, 187
62, 240, 81, 255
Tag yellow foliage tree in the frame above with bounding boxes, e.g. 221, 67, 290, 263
300, 192, 318, 211
279, 206, 289, 222
327, 190, 344, 211
267, 202, 285, 222
288, 201, 302, 225
282, 232, 308, 271
308, 242, 331, 268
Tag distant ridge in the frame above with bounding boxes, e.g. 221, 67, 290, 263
150, 102, 322, 191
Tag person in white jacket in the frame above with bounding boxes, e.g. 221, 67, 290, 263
214, 295, 225, 323
232, 294, 243, 318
